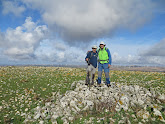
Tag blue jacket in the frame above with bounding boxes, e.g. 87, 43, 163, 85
85, 51, 97, 68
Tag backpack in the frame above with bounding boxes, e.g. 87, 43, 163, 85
86, 51, 93, 64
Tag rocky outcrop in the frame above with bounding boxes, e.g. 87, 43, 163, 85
24, 80, 165, 123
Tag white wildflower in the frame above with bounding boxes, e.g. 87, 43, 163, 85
25, 108, 28, 112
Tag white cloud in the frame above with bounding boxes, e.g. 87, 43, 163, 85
0, 32, 5, 46
53, 41, 67, 51
111, 52, 138, 65
34, 40, 86, 64
22, 0, 155, 42
1, 0, 165, 66
112, 52, 121, 63
136, 56, 165, 66
0, 17, 48, 60
2, 1, 26, 16
140, 38, 165, 56
111, 50, 165, 66
137, 38, 165, 66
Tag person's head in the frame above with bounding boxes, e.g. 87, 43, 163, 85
99, 41, 106, 49
92, 45, 97, 52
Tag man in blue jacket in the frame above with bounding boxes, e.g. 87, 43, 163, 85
97, 41, 112, 87
85, 45, 98, 85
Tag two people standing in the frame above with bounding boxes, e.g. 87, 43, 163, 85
85, 41, 112, 87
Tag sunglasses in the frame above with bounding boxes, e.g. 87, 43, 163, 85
100, 44, 104, 45
92, 48, 97, 49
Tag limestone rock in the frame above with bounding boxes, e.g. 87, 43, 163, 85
26, 80, 164, 123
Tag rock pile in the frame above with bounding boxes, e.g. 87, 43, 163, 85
24, 80, 165, 123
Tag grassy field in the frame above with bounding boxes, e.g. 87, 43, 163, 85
0, 66, 165, 123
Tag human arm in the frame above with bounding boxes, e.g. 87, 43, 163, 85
85, 52, 91, 61
106, 48, 112, 67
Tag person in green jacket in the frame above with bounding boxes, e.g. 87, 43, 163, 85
97, 41, 112, 87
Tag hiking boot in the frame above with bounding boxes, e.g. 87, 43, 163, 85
107, 84, 111, 87
91, 81, 94, 85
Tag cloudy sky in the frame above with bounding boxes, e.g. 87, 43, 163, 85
0, 0, 165, 66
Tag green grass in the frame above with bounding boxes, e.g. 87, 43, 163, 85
0, 66, 86, 123
0, 66, 165, 123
